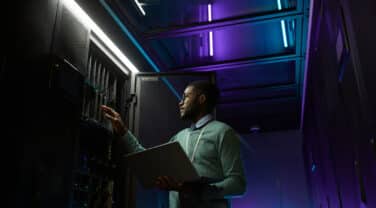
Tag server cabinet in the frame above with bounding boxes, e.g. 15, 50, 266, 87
302, 0, 376, 207
49, 2, 132, 208
126, 72, 215, 208
72, 39, 130, 208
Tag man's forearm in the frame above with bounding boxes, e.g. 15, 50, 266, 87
209, 175, 246, 199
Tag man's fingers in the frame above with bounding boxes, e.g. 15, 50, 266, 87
163, 176, 172, 187
168, 176, 179, 186
101, 105, 117, 116
100, 105, 111, 112
155, 177, 169, 190
154, 176, 183, 191
101, 105, 121, 120
164, 176, 180, 190
100, 105, 127, 136
103, 113, 116, 121
100, 105, 112, 111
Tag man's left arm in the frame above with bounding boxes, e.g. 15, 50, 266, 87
208, 128, 247, 199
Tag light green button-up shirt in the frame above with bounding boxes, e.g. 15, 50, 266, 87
121, 115, 246, 208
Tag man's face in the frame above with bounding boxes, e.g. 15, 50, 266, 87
179, 86, 200, 120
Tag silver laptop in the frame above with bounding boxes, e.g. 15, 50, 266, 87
123, 141, 201, 188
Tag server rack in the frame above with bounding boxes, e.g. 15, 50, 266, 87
72, 40, 129, 208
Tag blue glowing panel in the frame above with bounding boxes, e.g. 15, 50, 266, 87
149, 19, 296, 69
116, 0, 297, 30
213, 0, 297, 21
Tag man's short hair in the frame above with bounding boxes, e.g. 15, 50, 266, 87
188, 80, 220, 113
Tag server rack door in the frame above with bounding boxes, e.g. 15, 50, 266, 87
128, 72, 215, 208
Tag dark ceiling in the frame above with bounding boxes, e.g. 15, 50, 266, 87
98, 0, 310, 133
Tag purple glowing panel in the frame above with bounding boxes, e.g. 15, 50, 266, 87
212, 0, 296, 21
212, 21, 294, 62
230, 131, 310, 208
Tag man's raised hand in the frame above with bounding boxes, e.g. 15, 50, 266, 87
101, 105, 127, 136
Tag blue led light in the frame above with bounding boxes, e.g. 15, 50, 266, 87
281, 20, 289, 48
277, 0, 288, 48
311, 164, 316, 173
277, 0, 282, 10
99, 0, 181, 100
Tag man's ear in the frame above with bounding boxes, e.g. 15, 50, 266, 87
199, 94, 206, 104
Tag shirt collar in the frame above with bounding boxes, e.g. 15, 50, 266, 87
190, 114, 214, 130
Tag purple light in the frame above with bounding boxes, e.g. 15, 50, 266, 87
208, 4, 212, 22
360, 202, 367, 208
208, 4, 213, 57
209, 31, 214, 56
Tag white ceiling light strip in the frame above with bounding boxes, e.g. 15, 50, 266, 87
134, 0, 146, 16
90, 35, 130, 75
62, 0, 139, 73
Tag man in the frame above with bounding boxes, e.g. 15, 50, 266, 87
101, 80, 246, 208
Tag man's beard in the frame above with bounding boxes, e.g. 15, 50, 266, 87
180, 102, 200, 121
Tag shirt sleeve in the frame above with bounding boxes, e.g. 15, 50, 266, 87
169, 134, 178, 142
211, 128, 246, 198
117, 130, 146, 153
